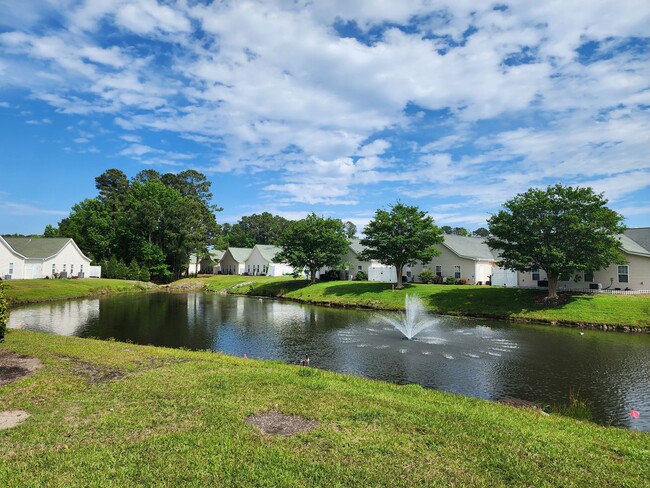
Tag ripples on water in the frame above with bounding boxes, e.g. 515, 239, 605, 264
8, 292, 650, 432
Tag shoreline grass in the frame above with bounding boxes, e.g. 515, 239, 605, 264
3, 278, 157, 307
204, 275, 650, 330
1, 330, 648, 486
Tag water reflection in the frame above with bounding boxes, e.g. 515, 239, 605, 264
8, 292, 650, 432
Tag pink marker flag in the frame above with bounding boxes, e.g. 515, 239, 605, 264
244, 354, 248, 359
630, 409, 640, 419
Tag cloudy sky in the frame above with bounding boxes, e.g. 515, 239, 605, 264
1, 0, 649, 235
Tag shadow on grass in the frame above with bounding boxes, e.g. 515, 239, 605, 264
247, 279, 311, 297
421, 286, 580, 318
320, 281, 416, 296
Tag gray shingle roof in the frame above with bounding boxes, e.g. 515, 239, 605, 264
348, 238, 365, 256
209, 250, 225, 261
226, 247, 253, 263
618, 233, 650, 256
3, 237, 75, 259
253, 244, 283, 262
442, 235, 497, 260
624, 228, 650, 254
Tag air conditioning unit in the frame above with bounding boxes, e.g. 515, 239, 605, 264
589, 283, 603, 290
3, 274, 11, 280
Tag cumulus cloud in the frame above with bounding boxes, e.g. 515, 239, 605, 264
0, 0, 648, 219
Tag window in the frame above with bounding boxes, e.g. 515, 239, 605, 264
617, 265, 629, 283
435, 265, 442, 277
80, 264, 84, 273
71, 264, 74, 275
532, 269, 540, 281
358, 265, 362, 271
454, 265, 461, 279
584, 271, 594, 283
9, 263, 14, 275
52, 264, 56, 274
63, 264, 67, 272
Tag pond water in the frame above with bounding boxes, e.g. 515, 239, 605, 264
8, 292, 650, 432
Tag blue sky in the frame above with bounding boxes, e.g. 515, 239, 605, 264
1, 0, 649, 235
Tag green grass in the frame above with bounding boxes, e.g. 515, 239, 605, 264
202, 276, 650, 329
3, 278, 156, 307
1, 331, 648, 486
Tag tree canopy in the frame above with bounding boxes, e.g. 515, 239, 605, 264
274, 213, 349, 284
360, 202, 444, 289
53, 169, 220, 282
486, 184, 626, 298
223, 212, 291, 248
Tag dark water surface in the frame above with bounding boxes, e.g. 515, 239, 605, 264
8, 292, 650, 431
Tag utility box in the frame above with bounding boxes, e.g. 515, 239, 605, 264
3, 275, 11, 280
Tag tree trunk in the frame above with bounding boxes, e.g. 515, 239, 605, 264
395, 264, 404, 289
547, 273, 559, 299
310, 269, 317, 285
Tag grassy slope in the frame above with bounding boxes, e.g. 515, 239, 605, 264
205, 276, 650, 328
3, 278, 156, 307
1, 331, 648, 486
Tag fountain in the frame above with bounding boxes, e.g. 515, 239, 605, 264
381, 295, 437, 340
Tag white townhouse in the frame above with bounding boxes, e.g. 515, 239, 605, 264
245, 244, 294, 276
517, 228, 650, 292
413, 235, 499, 285
220, 247, 252, 275
0, 236, 96, 279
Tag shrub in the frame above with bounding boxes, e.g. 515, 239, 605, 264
551, 387, 593, 422
445, 276, 457, 285
355, 271, 368, 281
320, 269, 341, 282
0, 283, 8, 342
457, 278, 467, 285
433, 274, 443, 284
418, 269, 436, 284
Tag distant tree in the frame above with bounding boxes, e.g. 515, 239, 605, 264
487, 184, 625, 299
227, 212, 290, 247
274, 213, 349, 284
43, 224, 60, 238
441, 225, 453, 235
453, 227, 469, 236
127, 258, 141, 281
344, 221, 357, 239
472, 227, 490, 238
58, 199, 114, 261
95, 168, 130, 213
360, 202, 444, 289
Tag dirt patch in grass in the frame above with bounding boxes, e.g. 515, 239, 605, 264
0, 410, 31, 430
60, 356, 125, 384
246, 411, 319, 437
0, 349, 43, 387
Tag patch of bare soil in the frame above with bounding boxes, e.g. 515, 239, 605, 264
167, 280, 205, 291
533, 293, 572, 306
59, 356, 125, 384
499, 396, 548, 415
246, 411, 319, 437
0, 349, 42, 387
0, 410, 30, 430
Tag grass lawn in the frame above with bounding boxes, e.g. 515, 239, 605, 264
204, 276, 650, 329
1, 330, 648, 486
2, 278, 156, 307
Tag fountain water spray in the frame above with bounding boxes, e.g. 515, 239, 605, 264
381, 295, 436, 340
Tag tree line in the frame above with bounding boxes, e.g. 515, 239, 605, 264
45, 169, 220, 282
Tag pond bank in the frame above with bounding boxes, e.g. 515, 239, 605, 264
201, 276, 650, 332
0, 330, 647, 486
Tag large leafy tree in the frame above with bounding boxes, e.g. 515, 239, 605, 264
360, 202, 444, 289
274, 213, 348, 284
225, 212, 291, 248
51, 168, 220, 282
487, 184, 626, 299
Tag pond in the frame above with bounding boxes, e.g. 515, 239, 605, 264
8, 292, 650, 432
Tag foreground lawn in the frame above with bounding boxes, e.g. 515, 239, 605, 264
0, 331, 648, 486
2, 278, 155, 307
204, 276, 650, 329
